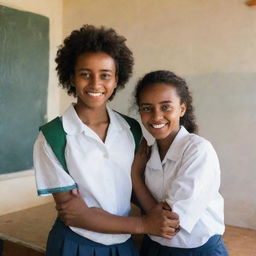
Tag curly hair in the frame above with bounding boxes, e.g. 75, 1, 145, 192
135, 70, 198, 134
55, 24, 134, 100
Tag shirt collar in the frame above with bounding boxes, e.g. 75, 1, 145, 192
107, 108, 128, 133
147, 126, 190, 169
147, 142, 163, 170
62, 104, 84, 135
163, 126, 190, 163
62, 104, 125, 135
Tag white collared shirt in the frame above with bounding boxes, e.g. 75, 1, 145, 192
145, 126, 225, 248
33, 104, 135, 245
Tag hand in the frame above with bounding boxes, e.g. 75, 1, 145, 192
161, 201, 172, 211
141, 203, 180, 239
160, 201, 180, 234
56, 189, 88, 227
132, 137, 151, 179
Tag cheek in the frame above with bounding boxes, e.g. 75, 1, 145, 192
169, 113, 181, 125
107, 81, 117, 91
140, 113, 147, 124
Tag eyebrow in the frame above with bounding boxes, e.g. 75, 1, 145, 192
140, 100, 173, 105
76, 68, 113, 73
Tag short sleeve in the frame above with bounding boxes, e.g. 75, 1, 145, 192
165, 139, 221, 234
33, 132, 77, 196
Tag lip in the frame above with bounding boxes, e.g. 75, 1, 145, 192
150, 123, 167, 129
86, 91, 104, 97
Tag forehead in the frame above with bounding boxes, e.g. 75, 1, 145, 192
139, 83, 180, 103
75, 52, 116, 70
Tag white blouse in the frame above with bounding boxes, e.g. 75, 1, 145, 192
33, 104, 135, 245
145, 126, 225, 248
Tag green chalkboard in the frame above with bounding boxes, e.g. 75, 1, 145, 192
0, 5, 49, 174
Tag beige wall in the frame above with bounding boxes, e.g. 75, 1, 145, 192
61, 0, 256, 229
0, 0, 63, 215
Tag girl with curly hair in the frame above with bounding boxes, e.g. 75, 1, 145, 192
33, 26, 179, 256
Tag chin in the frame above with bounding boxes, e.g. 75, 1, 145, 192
149, 131, 168, 140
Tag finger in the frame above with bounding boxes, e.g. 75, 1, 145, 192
161, 201, 171, 211
163, 228, 176, 235
165, 219, 180, 229
162, 234, 174, 240
164, 210, 179, 219
71, 188, 79, 196
175, 226, 180, 233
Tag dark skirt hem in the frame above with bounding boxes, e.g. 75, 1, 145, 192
140, 235, 229, 256
46, 218, 139, 256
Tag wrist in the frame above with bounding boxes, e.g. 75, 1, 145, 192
135, 216, 145, 234
132, 172, 144, 184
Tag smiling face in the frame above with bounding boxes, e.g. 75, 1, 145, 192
139, 83, 186, 143
72, 52, 117, 110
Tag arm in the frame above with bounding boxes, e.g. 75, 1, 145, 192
131, 138, 158, 213
166, 139, 221, 233
35, 133, 179, 238
54, 189, 178, 239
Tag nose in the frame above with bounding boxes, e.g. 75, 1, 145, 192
152, 108, 163, 122
90, 75, 101, 89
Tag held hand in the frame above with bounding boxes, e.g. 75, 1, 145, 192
56, 191, 87, 227
160, 201, 180, 234
141, 203, 180, 239
132, 137, 151, 179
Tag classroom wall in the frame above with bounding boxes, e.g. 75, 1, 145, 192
61, 0, 256, 229
0, 0, 63, 215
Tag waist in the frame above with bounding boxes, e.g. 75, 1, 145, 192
54, 218, 131, 246
146, 234, 223, 252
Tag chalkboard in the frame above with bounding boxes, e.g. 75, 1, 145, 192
0, 5, 49, 174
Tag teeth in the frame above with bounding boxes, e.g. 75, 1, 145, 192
87, 92, 103, 97
152, 123, 166, 129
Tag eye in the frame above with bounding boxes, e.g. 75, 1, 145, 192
161, 105, 172, 111
80, 72, 91, 79
139, 106, 152, 112
101, 73, 112, 80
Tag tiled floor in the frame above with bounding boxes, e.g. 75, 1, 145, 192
0, 203, 255, 255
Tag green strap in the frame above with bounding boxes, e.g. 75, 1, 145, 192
115, 112, 142, 152
39, 112, 142, 173
39, 117, 69, 173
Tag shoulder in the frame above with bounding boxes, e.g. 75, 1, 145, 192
111, 110, 142, 151
112, 110, 142, 133
178, 132, 220, 172
39, 117, 63, 134
184, 133, 216, 157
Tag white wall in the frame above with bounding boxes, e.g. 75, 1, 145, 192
61, 0, 256, 229
0, 0, 63, 215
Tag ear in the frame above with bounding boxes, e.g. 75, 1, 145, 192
180, 102, 186, 117
114, 75, 118, 88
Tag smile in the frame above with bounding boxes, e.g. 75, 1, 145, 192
86, 92, 104, 97
151, 123, 167, 129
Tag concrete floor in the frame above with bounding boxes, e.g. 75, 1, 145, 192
0, 203, 255, 255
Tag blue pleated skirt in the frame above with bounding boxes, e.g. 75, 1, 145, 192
46, 218, 139, 256
140, 235, 229, 256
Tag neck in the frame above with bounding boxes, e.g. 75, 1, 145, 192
157, 139, 172, 161
157, 127, 181, 161
74, 102, 109, 125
